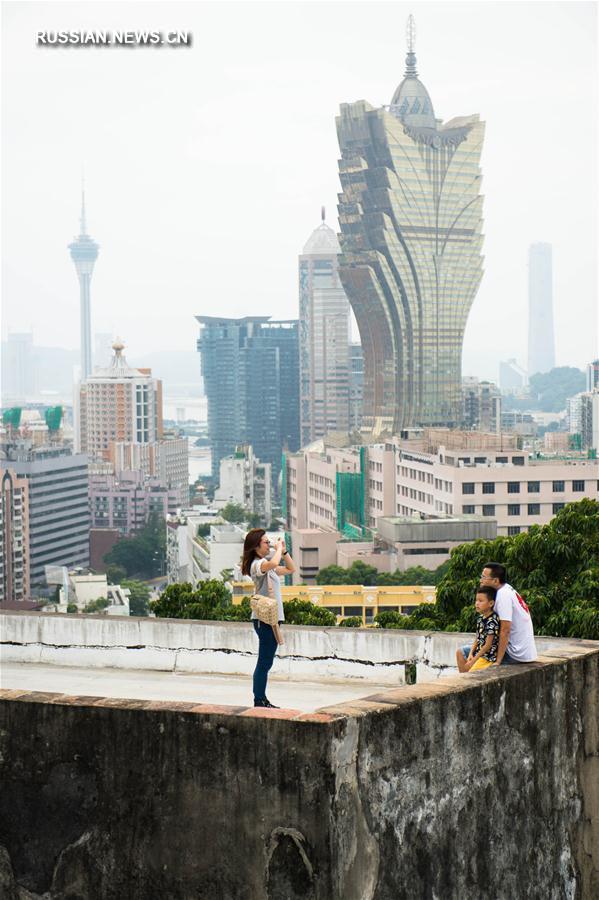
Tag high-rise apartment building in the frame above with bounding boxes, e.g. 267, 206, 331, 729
2, 442, 89, 587
587, 359, 599, 392
299, 211, 351, 444
89, 471, 177, 535
214, 445, 272, 524
336, 16, 484, 433
580, 392, 599, 451
69, 190, 99, 380
0, 468, 30, 602
349, 343, 364, 431
197, 316, 300, 490
463, 378, 501, 433
1, 333, 36, 403
528, 243, 555, 377
79, 340, 163, 461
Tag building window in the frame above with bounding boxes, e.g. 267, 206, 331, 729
552, 481, 565, 492
513, 457, 525, 466
482, 482, 495, 494
527, 481, 540, 493
553, 503, 565, 514
528, 504, 541, 515
507, 482, 520, 494
572, 480, 585, 492
482, 505, 495, 516
474, 457, 486, 464
508, 526, 521, 536
496, 456, 508, 464
508, 504, 520, 516
462, 505, 475, 514
462, 483, 475, 494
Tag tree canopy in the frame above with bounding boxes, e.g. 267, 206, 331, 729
377, 500, 599, 639
122, 580, 151, 617
317, 560, 447, 586
529, 366, 585, 413
103, 514, 166, 579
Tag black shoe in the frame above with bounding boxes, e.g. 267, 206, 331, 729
254, 698, 280, 708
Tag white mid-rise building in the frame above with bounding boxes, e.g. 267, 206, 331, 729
213, 445, 271, 523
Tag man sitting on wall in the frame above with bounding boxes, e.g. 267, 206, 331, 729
479, 562, 537, 665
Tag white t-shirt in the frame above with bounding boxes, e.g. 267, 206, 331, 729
494, 583, 537, 662
250, 555, 285, 623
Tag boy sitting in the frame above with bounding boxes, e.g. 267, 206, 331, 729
456, 585, 500, 673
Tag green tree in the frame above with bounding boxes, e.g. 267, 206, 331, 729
83, 597, 110, 614
346, 561, 378, 585
339, 616, 362, 627
529, 366, 585, 412
103, 513, 166, 578
430, 499, 599, 639
122, 580, 151, 617
282, 599, 336, 626
316, 565, 350, 585
220, 502, 247, 524
106, 563, 127, 585
151, 579, 233, 620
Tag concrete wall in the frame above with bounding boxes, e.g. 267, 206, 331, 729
0, 641, 597, 898
0, 611, 568, 685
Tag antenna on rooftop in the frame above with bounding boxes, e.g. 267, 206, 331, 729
321, 205, 326, 223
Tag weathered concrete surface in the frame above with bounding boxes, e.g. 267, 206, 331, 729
0, 611, 566, 684
0, 639, 597, 899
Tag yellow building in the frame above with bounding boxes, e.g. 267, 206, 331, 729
231, 582, 435, 626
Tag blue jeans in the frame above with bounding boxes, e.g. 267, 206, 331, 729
252, 620, 278, 700
460, 643, 518, 665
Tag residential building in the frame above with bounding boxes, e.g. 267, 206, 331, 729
213, 445, 272, 523
463, 378, 501, 432
567, 394, 585, 435
349, 343, 364, 431
336, 16, 484, 432
580, 391, 599, 451
299, 210, 351, 445
499, 359, 528, 394
197, 316, 299, 490
1, 333, 35, 403
79, 339, 163, 460
89, 470, 177, 535
109, 432, 189, 508
0, 467, 30, 602
166, 512, 244, 584
1, 441, 89, 587
587, 359, 599, 393
68, 190, 99, 380
57, 573, 130, 615
527, 243, 555, 377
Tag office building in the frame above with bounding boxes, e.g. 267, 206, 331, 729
336, 16, 484, 433
528, 243, 555, 377
1, 442, 89, 587
79, 339, 163, 461
214, 445, 272, 524
0, 468, 30, 602
299, 210, 351, 444
69, 190, 99, 380
197, 316, 299, 490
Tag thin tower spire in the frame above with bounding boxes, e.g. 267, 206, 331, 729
404, 14, 418, 77
80, 177, 88, 236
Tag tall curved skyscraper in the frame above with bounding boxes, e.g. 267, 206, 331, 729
69, 189, 99, 380
336, 17, 485, 433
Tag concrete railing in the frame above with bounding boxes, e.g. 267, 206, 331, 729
0, 610, 567, 684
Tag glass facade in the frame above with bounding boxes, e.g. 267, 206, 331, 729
197, 316, 300, 494
336, 40, 484, 432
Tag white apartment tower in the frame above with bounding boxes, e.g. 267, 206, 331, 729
299, 210, 351, 445
79, 339, 163, 462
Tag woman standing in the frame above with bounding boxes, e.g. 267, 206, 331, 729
241, 529, 295, 708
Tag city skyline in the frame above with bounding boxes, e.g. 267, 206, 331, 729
2, 2, 597, 384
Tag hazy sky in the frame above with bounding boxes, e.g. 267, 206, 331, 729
2, 0, 597, 382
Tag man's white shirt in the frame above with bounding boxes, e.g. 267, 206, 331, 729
494, 583, 537, 662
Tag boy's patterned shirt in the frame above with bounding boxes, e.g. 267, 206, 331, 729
475, 611, 501, 662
